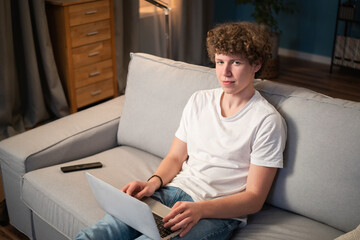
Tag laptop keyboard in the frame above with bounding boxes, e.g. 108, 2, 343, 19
153, 213, 176, 238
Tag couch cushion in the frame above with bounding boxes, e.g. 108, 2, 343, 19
336, 224, 360, 240
117, 53, 219, 158
233, 205, 344, 240
21, 146, 162, 239
254, 80, 360, 233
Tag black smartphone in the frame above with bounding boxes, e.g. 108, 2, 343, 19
61, 162, 103, 173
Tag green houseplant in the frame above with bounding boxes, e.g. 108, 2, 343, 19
237, 0, 295, 78
237, 0, 295, 33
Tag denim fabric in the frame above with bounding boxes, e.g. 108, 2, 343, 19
76, 186, 238, 240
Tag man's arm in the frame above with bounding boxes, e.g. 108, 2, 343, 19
163, 164, 277, 237
199, 164, 277, 217
122, 137, 187, 199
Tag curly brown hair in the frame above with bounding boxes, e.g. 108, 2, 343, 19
206, 22, 272, 77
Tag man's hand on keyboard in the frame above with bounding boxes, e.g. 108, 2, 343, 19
163, 201, 202, 237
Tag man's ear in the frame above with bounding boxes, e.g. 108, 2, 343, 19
253, 61, 262, 73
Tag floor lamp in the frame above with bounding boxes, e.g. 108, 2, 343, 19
145, 0, 171, 58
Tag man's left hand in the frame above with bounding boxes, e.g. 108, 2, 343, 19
163, 201, 202, 237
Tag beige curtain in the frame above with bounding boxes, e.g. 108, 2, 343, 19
0, 0, 69, 141
170, 0, 214, 66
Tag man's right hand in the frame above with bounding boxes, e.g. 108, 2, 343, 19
121, 180, 159, 200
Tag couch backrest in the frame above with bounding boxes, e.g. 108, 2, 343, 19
118, 53, 360, 232
255, 80, 360, 233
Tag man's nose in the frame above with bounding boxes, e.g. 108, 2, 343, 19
222, 64, 231, 76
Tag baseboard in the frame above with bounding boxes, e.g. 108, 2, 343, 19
278, 48, 331, 65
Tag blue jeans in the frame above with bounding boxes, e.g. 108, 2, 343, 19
76, 187, 239, 240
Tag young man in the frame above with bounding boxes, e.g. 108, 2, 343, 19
76, 22, 286, 240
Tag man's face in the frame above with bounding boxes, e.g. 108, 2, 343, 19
215, 53, 261, 97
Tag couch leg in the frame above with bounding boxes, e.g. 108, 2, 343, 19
0, 200, 9, 226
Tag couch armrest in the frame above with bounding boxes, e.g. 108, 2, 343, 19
0, 96, 125, 175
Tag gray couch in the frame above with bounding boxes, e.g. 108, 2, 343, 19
0, 53, 359, 240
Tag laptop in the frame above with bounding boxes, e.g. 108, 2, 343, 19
85, 172, 180, 240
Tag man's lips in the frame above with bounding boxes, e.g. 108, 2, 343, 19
222, 81, 235, 85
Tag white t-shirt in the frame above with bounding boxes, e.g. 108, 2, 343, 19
168, 88, 287, 202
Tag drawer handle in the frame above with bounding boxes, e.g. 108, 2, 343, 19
91, 90, 102, 96
89, 71, 101, 77
88, 52, 99, 57
85, 10, 97, 15
87, 31, 99, 36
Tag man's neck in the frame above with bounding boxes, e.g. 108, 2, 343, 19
220, 89, 255, 118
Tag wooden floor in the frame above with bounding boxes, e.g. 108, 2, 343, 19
0, 225, 28, 240
0, 56, 359, 240
274, 56, 360, 102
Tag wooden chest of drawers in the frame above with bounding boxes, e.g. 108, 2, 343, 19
46, 0, 117, 113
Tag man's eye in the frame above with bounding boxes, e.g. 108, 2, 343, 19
216, 61, 223, 65
233, 61, 241, 65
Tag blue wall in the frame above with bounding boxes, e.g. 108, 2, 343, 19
213, 0, 339, 58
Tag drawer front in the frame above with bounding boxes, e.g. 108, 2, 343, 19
72, 40, 112, 68
76, 78, 114, 108
69, 0, 110, 26
71, 20, 111, 48
74, 59, 113, 88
